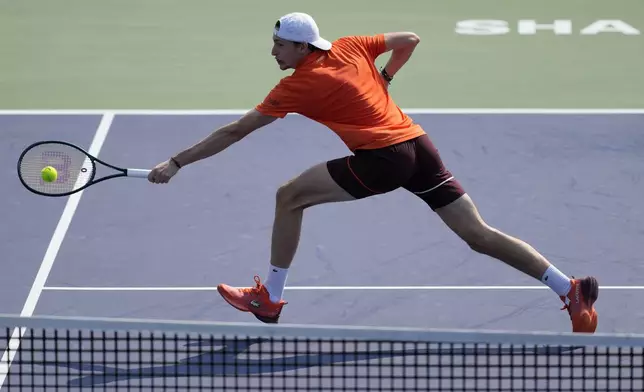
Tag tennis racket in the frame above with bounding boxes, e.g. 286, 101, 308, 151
17, 140, 151, 197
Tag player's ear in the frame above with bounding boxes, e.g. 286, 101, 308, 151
295, 41, 308, 53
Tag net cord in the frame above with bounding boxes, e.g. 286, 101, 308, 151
0, 314, 641, 348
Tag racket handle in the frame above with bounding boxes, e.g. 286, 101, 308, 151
127, 169, 151, 178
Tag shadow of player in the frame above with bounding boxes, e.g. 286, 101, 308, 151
24, 337, 582, 387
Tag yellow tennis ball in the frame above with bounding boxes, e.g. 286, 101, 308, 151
41, 166, 58, 182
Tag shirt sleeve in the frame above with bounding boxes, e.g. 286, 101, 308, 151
255, 78, 303, 118
339, 34, 387, 61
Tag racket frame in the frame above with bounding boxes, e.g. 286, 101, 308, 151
17, 140, 145, 197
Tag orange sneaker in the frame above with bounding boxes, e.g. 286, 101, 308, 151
560, 276, 599, 333
217, 275, 287, 324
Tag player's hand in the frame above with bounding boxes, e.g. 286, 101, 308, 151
148, 159, 180, 184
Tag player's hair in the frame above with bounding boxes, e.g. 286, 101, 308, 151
307, 43, 321, 52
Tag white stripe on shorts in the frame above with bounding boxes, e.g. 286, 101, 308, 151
413, 176, 454, 195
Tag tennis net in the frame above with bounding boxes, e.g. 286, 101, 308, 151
0, 314, 642, 391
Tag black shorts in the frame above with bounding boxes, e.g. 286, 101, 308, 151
326, 134, 465, 210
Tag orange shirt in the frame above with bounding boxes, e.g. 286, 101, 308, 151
255, 34, 426, 151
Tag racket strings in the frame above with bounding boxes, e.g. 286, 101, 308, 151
19, 143, 95, 195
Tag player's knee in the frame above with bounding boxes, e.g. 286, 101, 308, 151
276, 182, 293, 208
275, 181, 303, 211
461, 224, 498, 255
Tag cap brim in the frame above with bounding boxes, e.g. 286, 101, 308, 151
310, 37, 332, 50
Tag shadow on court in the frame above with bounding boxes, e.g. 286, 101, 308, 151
23, 337, 581, 388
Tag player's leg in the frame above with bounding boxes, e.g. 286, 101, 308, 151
403, 135, 562, 280
269, 145, 416, 298
269, 161, 355, 272
217, 161, 354, 323
435, 193, 551, 280
404, 134, 598, 333
262, 161, 356, 309
434, 194, 598, 332
217, 145, 415, 323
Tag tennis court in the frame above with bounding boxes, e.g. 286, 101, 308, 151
1, 0, 643, 389
2, 109, 644, 331
2, 109, 643, 390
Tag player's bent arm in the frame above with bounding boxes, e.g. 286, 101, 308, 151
383, 32, 420, 52
171, 109, 278, 167
381, 32, 420, 79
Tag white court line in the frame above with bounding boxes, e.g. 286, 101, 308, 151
0, 113, 115, 389
42, 285, 644, 291
0, 108, 644, 115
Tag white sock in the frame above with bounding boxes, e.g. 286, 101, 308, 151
541, 265, 572, 296
264, 265, 288, 303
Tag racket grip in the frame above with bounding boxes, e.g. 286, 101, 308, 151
127, 169, 151, 178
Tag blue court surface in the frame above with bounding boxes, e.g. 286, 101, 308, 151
3, 110, 644, 334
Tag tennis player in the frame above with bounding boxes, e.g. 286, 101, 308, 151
148, 12, 599, 333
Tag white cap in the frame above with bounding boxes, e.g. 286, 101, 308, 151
273, 12, 332, 50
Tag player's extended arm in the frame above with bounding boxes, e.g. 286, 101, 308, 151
381, 32, 421, 80
172, 110, 277, 168
147, 109, 277, 183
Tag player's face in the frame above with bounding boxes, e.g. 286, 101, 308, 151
271, 36, 308, 70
